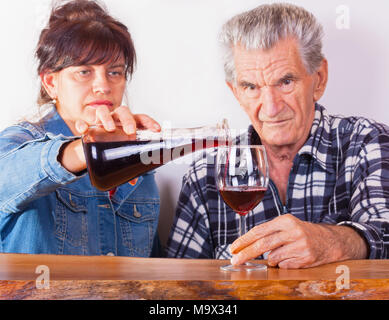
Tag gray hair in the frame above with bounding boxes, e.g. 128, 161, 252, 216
219, 3, 325, 83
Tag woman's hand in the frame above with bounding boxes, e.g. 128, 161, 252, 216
75, 105, 161, 135
59, 105, 161, 174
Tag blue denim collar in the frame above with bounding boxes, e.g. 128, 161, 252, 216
40, 103, 75, 138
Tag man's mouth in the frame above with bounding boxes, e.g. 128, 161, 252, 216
263, 119, 291, 126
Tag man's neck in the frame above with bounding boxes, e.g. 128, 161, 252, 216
263, 143, 299, 166
262, 142, 302, 205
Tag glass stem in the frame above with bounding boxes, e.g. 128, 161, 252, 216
239, 214, 246, 237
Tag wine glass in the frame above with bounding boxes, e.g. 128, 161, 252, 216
215, 145, 269, 271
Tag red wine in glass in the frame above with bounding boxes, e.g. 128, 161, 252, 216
216, 145, 269, 272
219, 187, 267, 216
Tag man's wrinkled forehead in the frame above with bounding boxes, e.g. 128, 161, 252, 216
232, 38, 307, 77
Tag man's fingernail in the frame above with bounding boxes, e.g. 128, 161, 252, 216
231, 256, 238, 265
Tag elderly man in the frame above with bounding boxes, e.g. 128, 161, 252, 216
166, 3, 389, 268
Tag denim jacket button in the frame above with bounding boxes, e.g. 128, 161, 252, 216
69, 194, 76, 207
133, 205, 142, 218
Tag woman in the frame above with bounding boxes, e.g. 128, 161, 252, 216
0, 0, 162, 257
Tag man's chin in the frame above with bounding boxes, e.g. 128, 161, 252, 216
260, 134, 295, 148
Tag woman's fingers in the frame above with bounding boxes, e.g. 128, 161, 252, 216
75, 120, 89, 135
79, 105, 161, 135
133, 114, 161, 132
111, 106, 136, 135
95, 105, 116, 131
113, 107, 161, 133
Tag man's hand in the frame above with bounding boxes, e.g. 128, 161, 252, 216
230, 214, 368, 269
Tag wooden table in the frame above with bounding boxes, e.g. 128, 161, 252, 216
0, 253, 388, 300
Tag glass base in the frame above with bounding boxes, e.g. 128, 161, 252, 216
220, 262, 267, 272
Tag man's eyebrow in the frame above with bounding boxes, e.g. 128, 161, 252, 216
277, 72, 299, 83
238, 80, 256, 87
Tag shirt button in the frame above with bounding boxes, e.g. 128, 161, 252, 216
107, 252, 115, 256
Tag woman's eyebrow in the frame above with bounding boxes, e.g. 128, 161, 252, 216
109, 63, 126, 69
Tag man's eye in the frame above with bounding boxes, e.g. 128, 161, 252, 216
243, 84, 256, 90
282, 79, 292, 85
278, 77, 296, 93
241, 84, 260, 98
280, 77, 294, 86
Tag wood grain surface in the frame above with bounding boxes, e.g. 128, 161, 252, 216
0, 254, 388, 300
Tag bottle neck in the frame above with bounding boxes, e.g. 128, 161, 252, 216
136, 119, 230, 142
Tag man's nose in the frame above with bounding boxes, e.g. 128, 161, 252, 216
259, 86, 282, 119
92, 72, 111, 95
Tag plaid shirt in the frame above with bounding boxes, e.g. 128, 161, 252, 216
166, 104, 389, 260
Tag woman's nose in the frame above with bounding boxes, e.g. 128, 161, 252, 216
92, 73, 111, 95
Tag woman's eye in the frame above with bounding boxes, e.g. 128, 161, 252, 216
78, 70, 90, 76
73, 69, 92, 81
109, 70, 124, 77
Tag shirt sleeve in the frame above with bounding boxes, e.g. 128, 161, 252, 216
338, 130, 389, 259
0, 127, 84, 214
165, 169, 214, 259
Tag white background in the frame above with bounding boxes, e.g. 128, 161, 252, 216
1, 0, 388, 247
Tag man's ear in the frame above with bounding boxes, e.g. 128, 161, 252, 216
313, 59, 328, 102
40, 71, 58, 100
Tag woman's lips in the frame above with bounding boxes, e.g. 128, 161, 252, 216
87, 101, 114, 108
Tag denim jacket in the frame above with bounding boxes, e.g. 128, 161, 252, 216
0, 105, 160, 257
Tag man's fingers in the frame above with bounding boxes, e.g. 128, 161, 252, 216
230, 219, 282, 255
230, 231, 285, 266
267, 242, 296, 267
267, 240, 315, 269
230, 214, 302, 255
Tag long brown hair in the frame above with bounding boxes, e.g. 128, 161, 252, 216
36, 0, 137, 105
